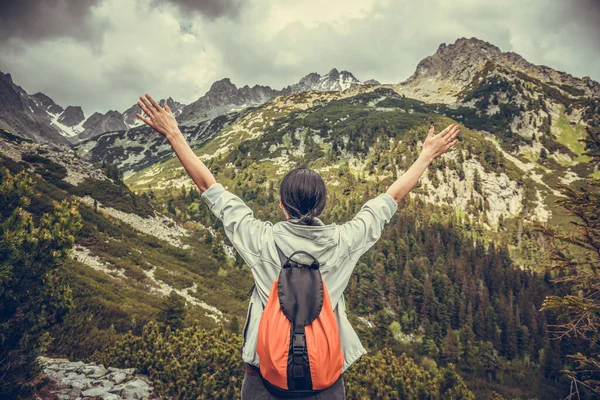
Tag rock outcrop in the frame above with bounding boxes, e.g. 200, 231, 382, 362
59, 106, 85, 128
38, 357, 156, 400
76, 110, 128, 141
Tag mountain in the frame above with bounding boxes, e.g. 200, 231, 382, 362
73, 68, 367, 175
74, 97, 185, 142
399, 37, 600, 103
58, 106, 85, 128
177, 78, 279, 125
0, 72, 70, 145
0, 72, 188, 144
29, 93, 88, 139
75, 110, 128, 141
122, 96, 185, 129
126, 36, 600, 238
178, 69, 363, 125
30, 92, 64, 115
0, 68, 364, 145
287, 68, 361, 92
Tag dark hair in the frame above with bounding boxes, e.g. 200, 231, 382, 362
279, 167, 327, 226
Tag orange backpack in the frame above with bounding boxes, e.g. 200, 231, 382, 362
256, 248, 344, 397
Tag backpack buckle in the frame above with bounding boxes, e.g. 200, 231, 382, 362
292, 333, 305, 356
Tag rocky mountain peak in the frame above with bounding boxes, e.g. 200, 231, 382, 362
0, 74, 69, 146
83, 112, 104, 130
179, 78, 279, 124
0, 71, 14, 85
209, 78, 238, 93
76, 110, 126, 142
327, 68, 340, 78
292, 69, 360, 93
58, 105, 85, 127
400, 36, 600, 102
298, 72, 321, 88
439, 37, 502, 55
30, 92, 64, 115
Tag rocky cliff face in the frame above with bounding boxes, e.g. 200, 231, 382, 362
30, 92, 64, 115
76, 110, 128, 141
59, 106, 85, 127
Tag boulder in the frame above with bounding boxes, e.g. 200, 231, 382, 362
111, 371, 127, 384
82, 385, 111, 397
88, 365, 108, 378
112, 379, 153, 400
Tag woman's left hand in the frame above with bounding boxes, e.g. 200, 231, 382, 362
136, 94, 180, 140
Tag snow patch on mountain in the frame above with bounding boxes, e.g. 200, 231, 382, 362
49, 111, 85, 137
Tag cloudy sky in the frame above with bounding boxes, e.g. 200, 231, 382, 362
0, 0, 598, 116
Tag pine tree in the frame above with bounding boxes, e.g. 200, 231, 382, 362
441, 327, 460, 364
157, 291, 186, 331
537, 117, 600, 394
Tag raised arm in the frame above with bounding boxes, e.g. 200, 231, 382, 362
386, 124, 460, 204
136, 94, 216, 192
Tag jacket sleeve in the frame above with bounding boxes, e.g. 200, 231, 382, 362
201, 183, 272, 268
338, 193, 398, 261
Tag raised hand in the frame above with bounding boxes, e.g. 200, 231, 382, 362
136, 94, 180, 140
421, 124, 460, 162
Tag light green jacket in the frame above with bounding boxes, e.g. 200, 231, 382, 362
202, 183, 398, 372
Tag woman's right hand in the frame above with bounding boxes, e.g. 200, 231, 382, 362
421, 124, 461, 162
136, 94, 181, 141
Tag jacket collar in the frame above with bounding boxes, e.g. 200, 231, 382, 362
285, 217, 325, 226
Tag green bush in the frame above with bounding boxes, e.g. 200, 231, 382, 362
93, 322, 474, 400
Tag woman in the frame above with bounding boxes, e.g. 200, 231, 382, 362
136, 94, 460, 399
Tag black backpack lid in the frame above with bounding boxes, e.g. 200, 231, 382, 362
275, 243, 324, 326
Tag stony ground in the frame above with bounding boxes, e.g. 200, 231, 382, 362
35, 357, 158, 400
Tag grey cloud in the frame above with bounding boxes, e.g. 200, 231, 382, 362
210, 0, 600, 91
0, 0, 106, 43
570, 0, 600, 41
152, 0, 245, 19
0, 0, 598, 115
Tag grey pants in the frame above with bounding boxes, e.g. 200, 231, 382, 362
241, 372, 346, 400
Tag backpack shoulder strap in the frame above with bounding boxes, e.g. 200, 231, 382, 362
274, 241, 287, 265
247, 242, 287, 297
